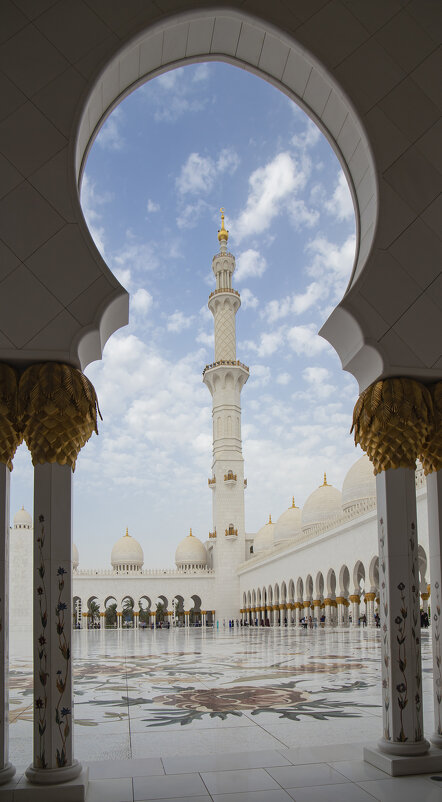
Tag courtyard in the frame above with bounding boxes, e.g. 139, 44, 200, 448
7, 626, 442, 801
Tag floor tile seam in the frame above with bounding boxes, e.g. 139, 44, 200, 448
244, 715, 296, 749
197, 767, 216, 800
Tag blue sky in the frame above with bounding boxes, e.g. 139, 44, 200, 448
11, 62, 362, 568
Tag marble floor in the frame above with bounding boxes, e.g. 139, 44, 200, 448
6, 626, 442, 801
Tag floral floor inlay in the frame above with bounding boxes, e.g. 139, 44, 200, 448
8, 626, 434, 767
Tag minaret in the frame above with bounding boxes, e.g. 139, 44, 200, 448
203, 210, 249, 622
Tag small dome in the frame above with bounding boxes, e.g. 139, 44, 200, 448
111, 528, 144, 570
253, 515, 276, 554
302, 474, 342, 530
342, 455, 375, 512
73, 543, 79, 570
175, 529, 207, 569
274, 499, 302, 544
13, 507, 32, 528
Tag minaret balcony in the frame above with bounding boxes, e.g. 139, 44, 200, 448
224, 471, 237, 485
202, 359, 249, 377
208, 477, 216, 488
209, 288, 240, 300
209, 530, 217, 538
225, 527, 238, 537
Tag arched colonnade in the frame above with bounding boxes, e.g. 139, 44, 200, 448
73, 593, 214, 628
242, 546, 430, 628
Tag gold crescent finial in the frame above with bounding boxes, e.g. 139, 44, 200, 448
189, 527, 193, 536
268, 514, 272, 524
291, 497, 295, 508
218, 207, 229, 243
323, 473, 328, 486
125, 526, 129, 537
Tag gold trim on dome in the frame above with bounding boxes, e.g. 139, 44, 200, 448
351, 377, 433, 474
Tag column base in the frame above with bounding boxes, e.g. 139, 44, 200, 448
364, 743, 442, 776
25, 759, 83, 785
15, 766, 88, 801
0, 763, 16, 785
431, 732, 442, 749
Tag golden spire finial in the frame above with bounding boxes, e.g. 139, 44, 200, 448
323, 472, 328, 486
268, 514, 272, 524
217, 207, 229, 243
291, 497, 298, 508
125, 526, 129, 537
189, 527, 193, 537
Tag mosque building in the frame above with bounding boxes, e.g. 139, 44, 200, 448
9, 218, 431, 631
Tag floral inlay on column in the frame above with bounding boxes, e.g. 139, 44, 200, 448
434, 581, 442, 736
55, 566, 71, 767
36, 514, 48, 769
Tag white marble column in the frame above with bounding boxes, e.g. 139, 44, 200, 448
365, 593, 376, 627
324, 599, 332, 627
350, 594, 360, 627
376, 468, 429, 756
26, 463, 83, 785
427, 470, 442, 747
336, 597, 345, 627
0, 464, 15, 785
184, 611, 190, 628
295, 603, 301, 627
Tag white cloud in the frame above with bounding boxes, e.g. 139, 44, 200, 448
216, 147, 240, 174
249, 364, 271, 387
235, 152, 305, 241
96, 107, 124, 151
176, 153, 217, 195
244, 327, 285, 358
147, 199, 160, 213
196, 330, 214, 347
305, 234, 356, 302
167, 310, 194, 333
177, 199, 210, 230
302, 366, 335, 399
131, 288, 153, 315
240, 288, 259, 310
325, 172, 354, 221
176, 148, 239, 197
80, 175, 112, 257
263, 282, 325, 323
291, 119, 321, 151
112, 239, 160, 275
288, 198, 319, 229
235, 249, 267, 282
192, 63, 210, 82
276, 372, 290, 385
286, 323, 329, 357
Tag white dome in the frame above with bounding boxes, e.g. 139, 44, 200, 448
274, 499, 302, 544
342, 455, 376, 511
73, 543, 79, 570
13, 507, 32, 528
175, 529, 207, 568
302, 475, 342, 530
111, 528, 144, 569
253, 515, 276, 554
